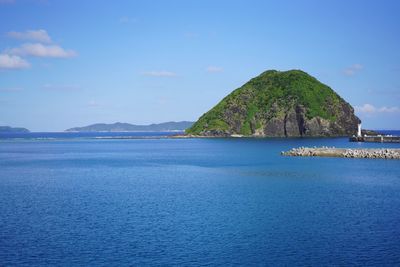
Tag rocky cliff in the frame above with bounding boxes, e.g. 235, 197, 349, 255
186, 70, 360, 137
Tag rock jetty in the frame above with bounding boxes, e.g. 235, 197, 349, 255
282, 147, 400, 159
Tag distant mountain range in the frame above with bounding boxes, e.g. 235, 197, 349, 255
0, 126, 30, 133
65, 121, 194, 132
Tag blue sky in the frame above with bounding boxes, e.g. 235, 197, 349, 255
0, 0, 399, 131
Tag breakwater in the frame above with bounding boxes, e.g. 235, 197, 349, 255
350, 136, 400, 143
282, 147, 400, 159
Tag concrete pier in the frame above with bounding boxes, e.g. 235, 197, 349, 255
282, 147, 400, 159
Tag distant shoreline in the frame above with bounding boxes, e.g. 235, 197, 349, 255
65, 130, 185, 133
2, 129, 398, 134
65, 121, 194, 132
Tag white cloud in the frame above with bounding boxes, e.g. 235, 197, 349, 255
355, 103, 400, 114
184, 32, 199, 38
8, 43, 77, 58
206, 66, 223, 73
118, 16, 136, 24
42, 84, 81, 91
356, 103, 376, 113
0, 0, 15, 4
7, 29, 52, 43
0, 53, 30, 69
142, 71, 177, 77
155, 96, 168, 105
344, 64, 363, 76
0, 87, 23, 92
88, 100, 100, 107
378, 106, 400, 113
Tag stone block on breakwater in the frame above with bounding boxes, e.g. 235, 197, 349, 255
282, 147, 400, 159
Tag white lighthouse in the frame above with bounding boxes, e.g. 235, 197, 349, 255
357, 123, 362, 137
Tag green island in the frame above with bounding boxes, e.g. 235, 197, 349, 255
186, 69, 360, 137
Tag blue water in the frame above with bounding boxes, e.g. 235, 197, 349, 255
1, 133, 400, 266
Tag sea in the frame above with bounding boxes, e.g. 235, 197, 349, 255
1, 131, 400, 266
